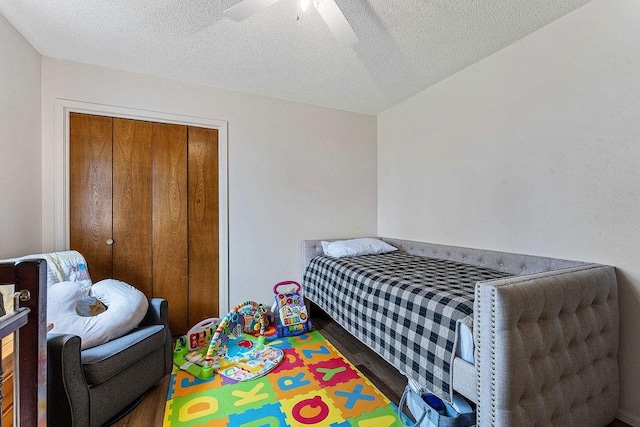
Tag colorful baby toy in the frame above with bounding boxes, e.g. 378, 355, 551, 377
273, 281, 312, 337
173, 301, 283, 381
185, 317, 220, 351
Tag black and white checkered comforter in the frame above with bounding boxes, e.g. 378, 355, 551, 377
303, 252, 512, 402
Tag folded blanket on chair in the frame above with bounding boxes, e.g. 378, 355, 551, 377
1, 250, 93, 293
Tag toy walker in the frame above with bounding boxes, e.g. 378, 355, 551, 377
273, 281, 312, 337
173, 301, 283, 381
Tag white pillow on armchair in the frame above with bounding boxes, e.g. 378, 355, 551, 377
48, 279, 148, 350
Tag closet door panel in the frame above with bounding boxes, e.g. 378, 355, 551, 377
70, 115, 220, 336
112, 118, 153, 296
69, 113, 113, 281
188, 127, 219, 324
152, 123, 189, 335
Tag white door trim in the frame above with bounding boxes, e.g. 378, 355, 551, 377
54, 98, 230, 314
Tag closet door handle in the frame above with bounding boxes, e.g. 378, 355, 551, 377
106, 239, 114, 245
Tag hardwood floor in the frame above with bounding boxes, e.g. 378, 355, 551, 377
109, 377, 168, 427
111, 307, 630, 427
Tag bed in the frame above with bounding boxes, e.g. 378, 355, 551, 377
302, 238, 619, 426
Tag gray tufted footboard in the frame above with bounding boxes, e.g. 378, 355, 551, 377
474, 265, 618, 426
301, 238, 619, 426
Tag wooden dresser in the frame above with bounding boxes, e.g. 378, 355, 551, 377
1, 335, 13, 426
0, 260, 47, 426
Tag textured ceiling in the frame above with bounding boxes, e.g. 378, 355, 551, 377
0, 0, 592, 114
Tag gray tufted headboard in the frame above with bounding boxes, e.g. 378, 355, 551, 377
301, 237, 586, 277
301, 237, 619, 426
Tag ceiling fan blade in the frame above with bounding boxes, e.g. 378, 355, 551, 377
314, 0, 359, 46
223, 0, 281, 21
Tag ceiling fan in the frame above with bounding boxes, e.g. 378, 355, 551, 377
223, 0, 359, 46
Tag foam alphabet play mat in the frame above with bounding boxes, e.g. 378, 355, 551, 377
164, 329, 406, 426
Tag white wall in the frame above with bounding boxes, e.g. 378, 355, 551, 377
41, 58, 377, 307
0, 14, 42, 258
378, 0, 640, 422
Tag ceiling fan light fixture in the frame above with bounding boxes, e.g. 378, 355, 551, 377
223, 0, 359, 47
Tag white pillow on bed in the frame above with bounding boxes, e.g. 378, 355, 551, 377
321, 238, 397, 258
47, 279, 148, 350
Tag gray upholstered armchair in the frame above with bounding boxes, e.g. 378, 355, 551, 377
47, 298, 172, 427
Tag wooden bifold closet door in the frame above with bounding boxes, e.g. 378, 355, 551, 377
69, 113, 219, 335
